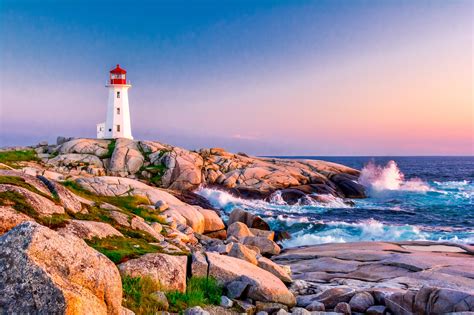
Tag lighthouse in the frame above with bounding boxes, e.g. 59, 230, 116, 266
96, 64, 133, 139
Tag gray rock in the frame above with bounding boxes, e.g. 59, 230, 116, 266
256, 312, 269, 315
313, 288, 355, 309
349, 291, 375, 312
306, 301, 325, 311
334, 302, 351, 315
184, 306, 210, 315
291, 307, 311, 315
225, 280, 249, 299
366, 305, 386, 315
220, 296, 233, 308
256, 301, 288, 313
0, 221, 122, 314
234, 300, 257, 314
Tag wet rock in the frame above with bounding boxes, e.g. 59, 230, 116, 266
279, 189, 307, 205
334, 302, 351, 315
0, 221, 122, 314
329, 174, 366, 198
118, 253, 187, 292
349, 291, 375, 312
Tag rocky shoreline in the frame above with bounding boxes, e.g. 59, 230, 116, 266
0, 138, 473, 314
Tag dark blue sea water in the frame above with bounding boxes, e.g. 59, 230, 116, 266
198, 157, 474, 246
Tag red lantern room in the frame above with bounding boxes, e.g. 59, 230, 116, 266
110, 64, 127, 85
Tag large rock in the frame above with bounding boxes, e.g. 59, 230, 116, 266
59, 138, 111, 157
58, 220, 123, 240
385, 286, 474, 314
228, 208, 270, 230
119, 253, 187, 292
329, 174, 366, 198
243, 236, 281, 256
258, 257, 292, 283
47, 153, 104, 168
161, 147, 203, 191
0, 184, 65, 217
192, 252, 295, 306
227, 222, 253, 240
77, 176, 206, 233
108, 139, 144, 176
349, 291, 375, 312
0, 169, 52, 196
0, 221, 122, 314
0, 206, 32, 235
228, 243, 258, 265
196, 207, 225, 233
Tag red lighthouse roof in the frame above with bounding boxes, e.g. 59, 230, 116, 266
110, 64, 127, 74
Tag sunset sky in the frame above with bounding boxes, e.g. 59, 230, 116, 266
1, 0, 472, 155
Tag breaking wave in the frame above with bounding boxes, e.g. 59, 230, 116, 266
359, 160, 430, 192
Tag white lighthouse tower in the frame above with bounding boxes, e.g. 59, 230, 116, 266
97, 64, 133, 139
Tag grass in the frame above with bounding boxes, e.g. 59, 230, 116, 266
166, 276, 222, 312
0, 149, 38, 167
122, 275, 222, 314
0, 191, 69, 228
101, 139, 117, 158
86, 235, 163, 264
122, 275, 167, 315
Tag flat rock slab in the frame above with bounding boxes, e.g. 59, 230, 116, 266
275, 241, 474, 314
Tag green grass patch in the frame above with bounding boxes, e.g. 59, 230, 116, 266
101, 139, 117, 158
86, 236, 162, 264
166, 276, 222, 312
0, 191, 69, 228
0, 149, 38, 166
122, 275, 168, 315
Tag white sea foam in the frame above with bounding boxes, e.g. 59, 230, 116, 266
360, 160, 430, 192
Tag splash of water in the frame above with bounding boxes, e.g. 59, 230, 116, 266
359, 160, 430, 192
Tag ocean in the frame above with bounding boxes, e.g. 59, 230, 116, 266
197, 156, 474, 247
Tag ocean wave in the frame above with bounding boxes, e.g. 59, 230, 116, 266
360, 160, 431, 192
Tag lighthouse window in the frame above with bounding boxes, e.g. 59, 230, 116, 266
117, 91, 120, 98
117, 108, 120, 115
117, 125, 121, 132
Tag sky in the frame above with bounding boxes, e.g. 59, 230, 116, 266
0, 0, 472, 155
